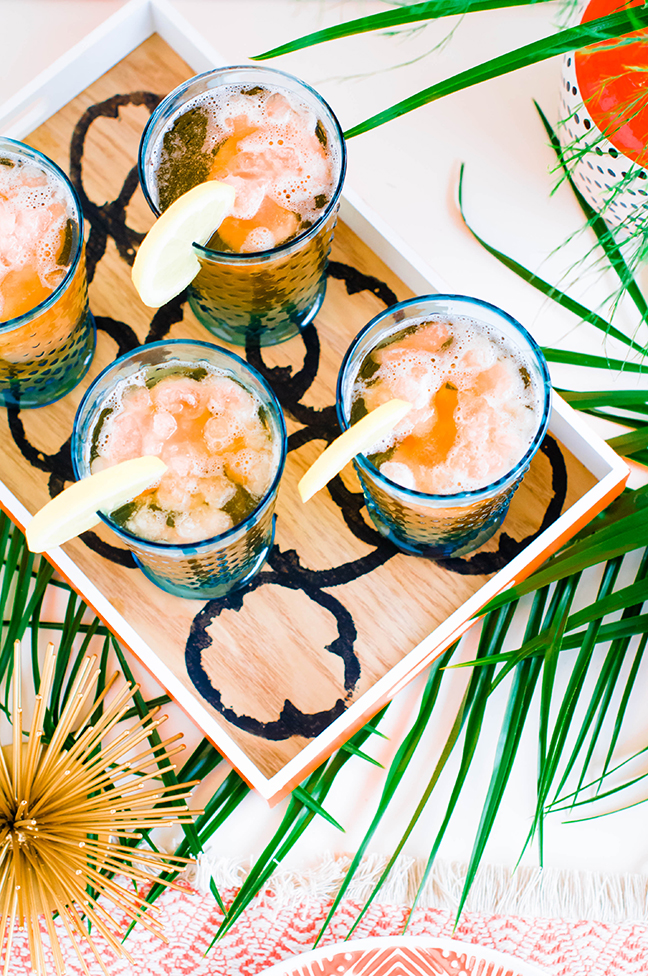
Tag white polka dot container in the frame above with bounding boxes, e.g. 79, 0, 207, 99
558, 51, 648, 229
258, 936, 549, 976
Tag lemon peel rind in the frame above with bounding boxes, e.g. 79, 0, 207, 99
132, 180, 236, 308
298, 398, 413, 503
27, 456, 168, 553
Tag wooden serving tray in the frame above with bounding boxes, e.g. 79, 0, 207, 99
0, 7, 628, 803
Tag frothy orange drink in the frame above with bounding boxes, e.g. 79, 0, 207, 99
154, 85, 334, 254
0, 139, 94, 408
139, 68, 346, 345
351, 316, 543, 495
91, 364, 280, 545
0, 157, 70, 321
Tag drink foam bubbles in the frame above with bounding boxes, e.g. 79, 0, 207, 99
91, 362, 280, 544
152, 84, 337, 230
0, 153, 72, 313
354, 315, 543, 494
241, 226, 275, 252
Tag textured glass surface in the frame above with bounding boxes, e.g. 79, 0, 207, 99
357, 467, 522, 558
0, 138, 95, 409
72, 340, 286, 599
187, 206, 338, 346
138, 66, 346, 347
126, 494, 277, 600
337, 295, 551, 559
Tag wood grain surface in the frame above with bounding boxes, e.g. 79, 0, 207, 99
1, 35, 597, 781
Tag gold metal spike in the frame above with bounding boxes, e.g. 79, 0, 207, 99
0, 640, 199, 975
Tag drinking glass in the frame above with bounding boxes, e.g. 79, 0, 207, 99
72, 340, 286, 599
336, 295, 552, 558
138, 66, 346, 346
0, 138, 95, 408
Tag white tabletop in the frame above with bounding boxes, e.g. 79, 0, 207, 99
2, 0, 647, 895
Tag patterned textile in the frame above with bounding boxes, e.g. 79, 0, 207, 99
277, 943, 535, 975
6, 884, 648, 975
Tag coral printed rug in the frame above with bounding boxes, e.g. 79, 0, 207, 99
5, 884, 648, 975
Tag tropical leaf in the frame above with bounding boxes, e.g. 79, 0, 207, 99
256, 3, 648, 151
566, 577, 648, 630
253, 0, 555, 61
143, 768, 249, 912
314, 645, 456, 944
534, 102, 648, 327
483, 492, 648, 614
542, 348, 648, 371
344, 601, 527, 936
2, 470, 648, 948
111, 637, 228, 917
456, 164, 648, 356
458, 106, 648, 379
459, 651, 544, 912
402, 599, 529, 927
549, 706, 648, 817
293, 785, 345, 830
523, 561, 619, 860
353, 679, 472, 937
606, 426, 648, 455
215, 708, 389, 943
0, 522, 36, 686
599, 629, 648, 785
558, 389, 648, 409
341, 9, 648, 138
338, 741, 385, 767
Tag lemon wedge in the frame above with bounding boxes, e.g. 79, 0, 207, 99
298, 398, 413, 503
26, 456, 168, 553
132, 180, 236, 308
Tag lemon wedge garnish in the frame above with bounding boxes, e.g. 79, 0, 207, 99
298, 398, 413, 503
132, 180, 236, 308
26, 456, 168, 553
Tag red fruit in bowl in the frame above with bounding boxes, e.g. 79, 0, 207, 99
575, 0, 648, 165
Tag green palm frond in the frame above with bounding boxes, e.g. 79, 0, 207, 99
254, 4, 648, 140
253, 0, 555, 61
314, 645, 456, 945
346, 8, 648, 139
2, 450, 648, 942
214, 708, 389, 943
457, 164, 648, 358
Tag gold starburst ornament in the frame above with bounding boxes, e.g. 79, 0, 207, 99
0, 640, 199, 975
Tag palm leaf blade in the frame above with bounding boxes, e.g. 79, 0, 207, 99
535, 102, 648, 326
254, 0, 556, 60
457, 165, 647, 354
314, 647, 455, 944
344, 9, 648, 138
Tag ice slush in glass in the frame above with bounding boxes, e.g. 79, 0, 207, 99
138, 66, 346, 346
336, 295, 551, 558
72, 340, 286, 599
0, 138, 95, 408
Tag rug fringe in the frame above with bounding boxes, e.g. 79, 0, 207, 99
187, 852, 648, 923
